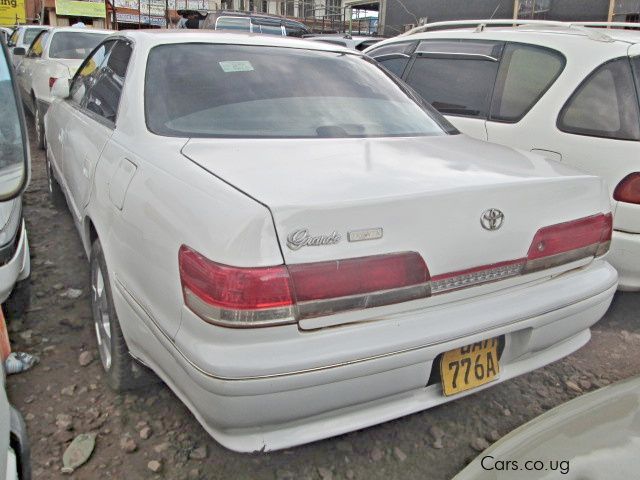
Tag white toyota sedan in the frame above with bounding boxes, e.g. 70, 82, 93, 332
365, 20, 640, 291
44, 30, 617, 452
15, 27, 110, 149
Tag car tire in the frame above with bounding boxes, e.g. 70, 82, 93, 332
46, 151, 66, 209
90, 239, 156, 391
3, 278, 31, 322
34, 102, 44, 150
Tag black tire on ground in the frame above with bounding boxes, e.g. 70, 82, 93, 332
46, 151, 66, 209
90, 239, 156, 391
4, 278, 31, 322
34, 101, 45, 150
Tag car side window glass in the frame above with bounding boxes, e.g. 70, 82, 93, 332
403, 41, 503, 118
490, 43, 565, 122
367, 41, 417, 77
27, 31, 47, 58
84, 40, 132, 124
633, 57, 640, 100
558, 58, 640, 141
69, 40, 115, 107
7, 30, 18, 47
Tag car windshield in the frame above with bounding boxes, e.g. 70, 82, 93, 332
23, 28, 46, 45
145, 44, 451, 138
49, 32, 108, 59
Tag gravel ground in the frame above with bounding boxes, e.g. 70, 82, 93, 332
4, 122, 640, 480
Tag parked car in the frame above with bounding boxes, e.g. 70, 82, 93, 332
0, 33, 33, 480
0, 35, 31, 320
15, 27, 110, 149
454, 376, 640, 480
45, 30, 616, 452
179, 9, 310, 36
365, 20, 640, 291
6, 25, 50, 67
304, 33, 382, 51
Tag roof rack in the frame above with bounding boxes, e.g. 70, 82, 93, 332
398, 19, 620, 43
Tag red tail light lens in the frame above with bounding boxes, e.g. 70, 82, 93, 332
179, 246, 295, 327
49, 77, 57, 89
525, 213, 612, 272
179, 246, 430, 327
614, 173, 640, 204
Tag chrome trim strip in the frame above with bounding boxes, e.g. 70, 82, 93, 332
114, 275, 616, 382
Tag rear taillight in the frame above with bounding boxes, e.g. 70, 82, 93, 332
179, 246, 429, 327
49, 77, 57, 89
614, 173, 640, 204
524, 213, 612, 272
180, 212, 612, 327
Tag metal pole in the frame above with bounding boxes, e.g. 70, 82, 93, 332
138, 0, 141, 28
165, 0, 169, 27
607, 0, 615, 23
513, 0, 519, 20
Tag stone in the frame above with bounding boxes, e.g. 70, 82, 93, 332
393, 447, 407, 462
579, 379, 592, 390
188, 468, 200, 480
78, 351, 94, 367
336, 440, 353, 453
139, 426, 152, 440
147, 460, 162, 473
317, 467, 333, 480
60, 288, 83, 299
189, 446, 207, 460
470, 436, 490, 452
153, 442, 170, 454
370, 447, 384, 462
61, 385, 76, 396
56, 414, 73, 431
487, 430, 501, 443
120, 435, 137, 453
432, 438, 443, 449
429, 425, 445, 440
61, 433, 96, 474
346, 470, 355, 480
565, 380, 582, 393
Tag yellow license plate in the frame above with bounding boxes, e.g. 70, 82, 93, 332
440, 338, 500, 396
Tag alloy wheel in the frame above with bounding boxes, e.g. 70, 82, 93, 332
92, 264, 112, 370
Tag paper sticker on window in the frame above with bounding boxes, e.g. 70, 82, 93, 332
219, 61, 254, 73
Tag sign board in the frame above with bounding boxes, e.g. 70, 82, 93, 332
115, 12, 164, 25
55, 0, 106, 18
0, 0, 26, 26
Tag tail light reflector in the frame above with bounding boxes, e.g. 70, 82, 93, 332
49, 77, 57, 89
613, 173, 640, 204
524, 213, 612, 272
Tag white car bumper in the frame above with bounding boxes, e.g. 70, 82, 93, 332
0, 222, 29, 304
608, 230, 640, 291
116, 259, 617, 452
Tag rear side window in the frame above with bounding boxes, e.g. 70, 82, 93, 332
404, 41, 503, 118
49, 32, 108, 60
490, 44, 565, 122
558, 58, 640, 141
216, 17, 251, 32
366, 41, 416, 77
27, 31, 47, 58
23, 28, 46, 46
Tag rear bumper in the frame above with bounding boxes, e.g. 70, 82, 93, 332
117, 260, 617, 452
608, 230, 640, 291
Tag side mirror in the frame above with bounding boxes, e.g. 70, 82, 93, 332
12, 47, 25, 56
0, 37, 29, 201
51, 78, 69, 99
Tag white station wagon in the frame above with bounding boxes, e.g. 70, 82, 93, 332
366, 20, 640, 291
44, 30, 617, 452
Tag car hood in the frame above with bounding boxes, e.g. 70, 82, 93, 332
453, 376, 640, 480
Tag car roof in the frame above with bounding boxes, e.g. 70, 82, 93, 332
309, 34, 380, 41
370, 22, 640, 53
47, 27, 112, 35
117, 29, 357, 54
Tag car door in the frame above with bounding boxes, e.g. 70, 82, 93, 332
15, 30, 48, 110
64, 39, 133, 222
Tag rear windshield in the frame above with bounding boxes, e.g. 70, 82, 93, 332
49, 32, 108, 59
145, 44, 452, 138
23, 28, 47, 45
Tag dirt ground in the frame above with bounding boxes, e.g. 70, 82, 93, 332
5, 122, 640, 480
